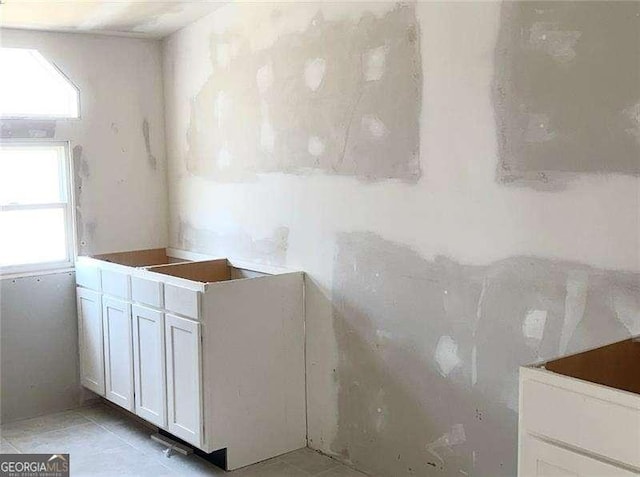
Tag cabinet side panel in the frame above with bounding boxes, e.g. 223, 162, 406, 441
203, 272, 306, 468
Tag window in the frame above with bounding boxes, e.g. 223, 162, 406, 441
0, 47, 79, 275
0, 48, 79, 118
0, 143, 75, 274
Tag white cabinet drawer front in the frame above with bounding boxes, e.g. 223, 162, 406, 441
132, 305, 167, 428
101, 269, 130, 299
164, 284, 200, 320
76, 262, 101, 291
131, 276, 163, 308
165, 314, 202, 447
77, 287, 105, 396
520, 435, 638, 477
103, 297, 135, 411
522, 379, 640, 468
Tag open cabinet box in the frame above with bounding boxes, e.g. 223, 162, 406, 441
518, 337, 640, 476
92, 248, 188, 267
145, 258, 269, 283
75, 249, 306, 470
543, 337, 640, 395
75, 248, 189, 294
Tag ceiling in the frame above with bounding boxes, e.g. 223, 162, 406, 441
0, 1, 224, 39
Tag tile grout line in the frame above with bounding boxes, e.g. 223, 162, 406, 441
1, 439, 22, 454
3, 407, 363, 476
285, 459, 339, 476
79, 406, 187, 472
83, 414, 155, 456
1, 419, 95, 450
71, 409, 183, 474
279, 460, 316, 476
5, 408, 136, 456
4, 407, 196, 475
77, 405, 193, 473
313, 458, 370, 477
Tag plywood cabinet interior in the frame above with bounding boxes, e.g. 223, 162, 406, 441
519, 338, 640, 477
75, 248, 306, 470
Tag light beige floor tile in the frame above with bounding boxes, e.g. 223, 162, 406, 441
316, 465, 369, 477
227, 457, 283, 476
155, 451, 227, 476
5, 421, 129, 455
0, 410, 89, 439
230, 460, 311, 477
0, 438, 20, 454
280, 447, 339, 475
77, 403, 131, 428
72, 446, 176, 477
102, 420, 165, 456
3, 405, 371, 477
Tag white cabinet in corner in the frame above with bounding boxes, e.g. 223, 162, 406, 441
165, 313, 202, 447
102, 296, 134, 411
77, 287, 105, 396
132, 304, 167, 428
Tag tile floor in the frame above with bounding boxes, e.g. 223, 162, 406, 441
0, 403, 367, 477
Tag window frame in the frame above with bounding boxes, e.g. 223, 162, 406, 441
0, 140, 77, 276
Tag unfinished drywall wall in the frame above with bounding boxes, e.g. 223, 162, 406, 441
0, 272, 79, 422
332, 232, 637, 476
163, 2, 640, 476
177, 221, 289, 266
0, 29, 168, 422
1, 28, 168, 255
493, 1, 640, 185
186, 3, 421, 182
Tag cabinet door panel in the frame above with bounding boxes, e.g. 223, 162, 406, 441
102, 297, 134, 411
520, 435, 638, 477
132, 304, 166, 427
165, 313, 202, 447
77, 287, 104, 395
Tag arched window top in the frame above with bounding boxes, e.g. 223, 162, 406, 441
0, 48, 80, 119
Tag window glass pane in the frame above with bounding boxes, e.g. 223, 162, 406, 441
0, 146, 64, 205
0, 48, 79, 118
0, 209, 67, 266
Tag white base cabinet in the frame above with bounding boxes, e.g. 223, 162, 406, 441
75, 249, 306, 471
519, 338, 640, 477
132, 305, 166, 428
